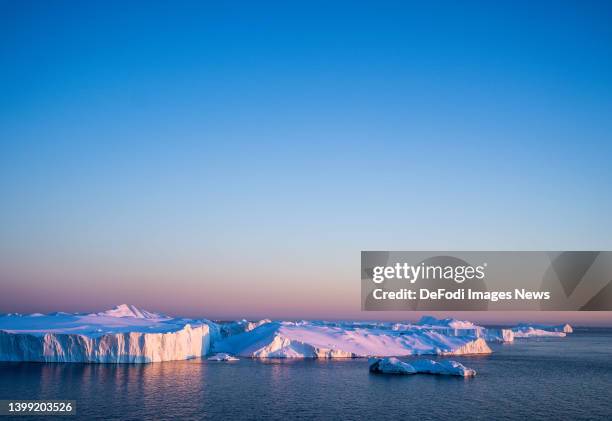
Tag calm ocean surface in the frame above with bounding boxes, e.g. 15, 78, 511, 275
1, 328, 611, 421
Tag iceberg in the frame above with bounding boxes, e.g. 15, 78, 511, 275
207, 353, 239, 361
398, 316, 515, 343
1, 306, 573, 363
0, 305, 215, 363
369, 357, 476, 377
212, 320, 492, 358
408, 318, 569, 342
512, 323, 572, 336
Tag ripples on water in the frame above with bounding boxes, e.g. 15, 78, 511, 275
1, 329, 611, 420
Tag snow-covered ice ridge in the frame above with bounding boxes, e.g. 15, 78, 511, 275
212, 320, 493, 358
0, 305, 218, 363
0, 306, 572, 363
212, 314, 570, 358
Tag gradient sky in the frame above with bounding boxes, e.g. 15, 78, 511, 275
1, 1, 612, 325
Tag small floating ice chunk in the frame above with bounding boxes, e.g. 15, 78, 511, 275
368, 357, 416, 374
369, 357, 476, 377
410, 359, 476, 377
207, 353, 239, 361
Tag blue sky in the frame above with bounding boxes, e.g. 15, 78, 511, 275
1, 1, 611, 322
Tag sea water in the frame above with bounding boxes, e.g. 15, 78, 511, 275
0, 328, 610, 420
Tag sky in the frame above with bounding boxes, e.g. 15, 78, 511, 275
1, 1, 612, 325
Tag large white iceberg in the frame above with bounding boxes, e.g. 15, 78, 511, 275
1, 306, 575, 363
369, 357, 476, 377
0, 305, 215, 363
212, 320, 492, 358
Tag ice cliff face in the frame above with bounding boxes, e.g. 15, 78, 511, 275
483, 328, 515, 343
0, 306, 214, 363
0, 324, 211, 363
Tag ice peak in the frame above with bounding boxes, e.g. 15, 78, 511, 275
99, 304, 165, 319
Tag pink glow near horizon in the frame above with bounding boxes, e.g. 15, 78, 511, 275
2, 251, 611, 325
2, 281, 611, 326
